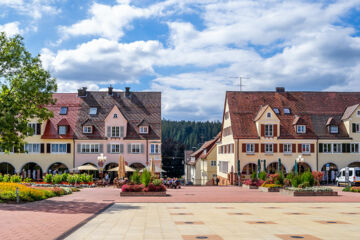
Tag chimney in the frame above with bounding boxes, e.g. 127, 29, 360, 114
108, 85, 113, 95
77, 87, 87, 97
276, 87, 285, 93
125, 87, 131, 97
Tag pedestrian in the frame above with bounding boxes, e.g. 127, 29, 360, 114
216, 177, 219, 186
331, 170, 335, 184
105, 173, 109, 184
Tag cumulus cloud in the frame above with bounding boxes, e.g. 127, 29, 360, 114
0, 0, 60, 19
0, 22, 21, 36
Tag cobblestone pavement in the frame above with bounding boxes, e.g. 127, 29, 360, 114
1, 186, 360, 240
66, 202, 360, 240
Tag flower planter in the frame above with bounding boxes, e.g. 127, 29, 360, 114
259, 186, 281, 192
243, 184, 258, 189
120, 191, 167, 197
280, 189, 338, 197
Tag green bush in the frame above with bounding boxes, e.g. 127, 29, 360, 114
80, 173, 87, 183
0, 190, 16, 201
10, 175, 21, 183
300, 171, 314, 187
141, 169, 152, 187
23, 178, 32, 183
291, 175, 301, 187
53, 174, 63, 184
130, 170, 141, 184
251, 172, 257, 180
67, 175, 75, 184
343, 185, 351, 192
2, 174, 10, 182
0, 174, 3, 182
258, 171, 267, 180
152, 179, 162, 186
61, 173, 69, 182
44, 174, 53, 183
73, 174, 81, 184
85, 174, 93, 183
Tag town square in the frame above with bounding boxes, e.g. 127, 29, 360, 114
1, 0, 360, 240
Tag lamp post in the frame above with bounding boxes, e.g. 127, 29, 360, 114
97, 153, 107, 179
295, 155, 304, 175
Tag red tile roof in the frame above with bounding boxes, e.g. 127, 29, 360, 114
226, 91, 360, 139
190, 133, 220, 162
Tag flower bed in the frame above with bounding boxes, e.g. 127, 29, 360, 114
342, 186, 360, 193
0, 183, 76, 203
120, 183, 167, 196
280, 187, 337, 196
259, 184, 283, 192
31, 182, 95, 188
242, 179, 264, 189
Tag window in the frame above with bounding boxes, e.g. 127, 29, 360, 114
83, 126, 92, 133
89, 107, 97, 115
357, 110, 360, 116
223, 127, 232, 136
24, 143, 40, 153
333, 143, 342, 153
354, 123, 360, 133
131, 144, 141, 154
246, 143, 254, 153
356, 170, 360, 177
139, 126, 148, 134
28, 123, 40, 135
81, 144, 100, 153
301, 144, 310, 153
58, 126, 67, 135
59, 107, 68, 115
273, 108, 280, 114
112, 126, 120, 137
283, 144, 292, 153
211, 160, 216, 166
150, 144, 161, 154
330, 125, 338, 134
297, 125, 306, 134
323, 143, 332, 153
111, 144, 121, 153
224, 112, 229, 120
265, 144, 273, 153
267, 112, 271, 118
51, 144, 67, 153
265, 124, 273, 137
351, 143, 359, 153
113, 114, 118, 118
284, 108, 291, 114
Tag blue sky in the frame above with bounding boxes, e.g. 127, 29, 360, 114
1, 0, 360, 121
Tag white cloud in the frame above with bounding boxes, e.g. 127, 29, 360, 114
0, 22, 21, 36
0, 0, 60, 19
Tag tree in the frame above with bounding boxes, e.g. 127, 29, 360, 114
0, 32, 57, 152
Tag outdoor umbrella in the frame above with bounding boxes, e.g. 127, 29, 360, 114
77, 164, 98, 171
118, 155, 126, 179
263, 159, 266, 173
278, 158, 282, 173
150, 157, 156, 175
257, 159, 261, 175
108, 165, 136, 172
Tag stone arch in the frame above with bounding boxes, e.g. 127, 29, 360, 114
348, 161, 360, 167
130, 162, 145, 170
242, 163, 257, 175
20, 162, 43, 180
104, 162, 118, 171
79, 162, 99, 178
320, 162, 339, 183
47, 162, 69, 174
266, 162, 286, 174
292, 162, 312, 174
0, 162, 16, 175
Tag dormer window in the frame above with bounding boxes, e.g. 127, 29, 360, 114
267, 112, 271, 118
284, 108, 291, 114
58, 126, 67, 135
357, 110, 360, 116
113, 113, 118, 118
296, 125, 306, 134
89, 107, 97, 115
60, 107, 68, 115
273, 108, 280, 114
139, 126, 148, 134
265, 124, 273, 137
330, 125, 339, 134
83, 126, 93, 134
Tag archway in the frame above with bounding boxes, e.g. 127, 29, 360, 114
242, 163, 257, 175
321, 163, 338, 183
348, 162, 360, 167
266, 162, 286, 174
79, 162, 99, 179
47, 162, 69, 174
21, 162, 43, 180
292, 162, 312, 174
0, 162, 15, 175
130, 162, 145, 170
105, 162, 118, 182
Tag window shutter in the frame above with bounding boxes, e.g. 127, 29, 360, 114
120, 126, 124, 137
127, 144, 131, 153
279, 144, 283, 153
261, 124, 265, 137
67, 144, 71, 153
40, 144, 45, 153
274, 125, 277, 137
107, 126, 111, 137
310, 144, 315, 153
140, 144, 144, 154
319, 143, 323, 153
274, 144, 278, 153
242, 143, 246, 152
292, 144, 296, 153
255, 144, 259, 152
36, 123, 41, 135
298, 144, 302, 153
47, 143, 51, 153
99, 144, 104, 153
261, 144, 265, 153
120, 144, 124, 153
77, 144, 81, 153
107, 144, 111, 153
353, 123, 356, 133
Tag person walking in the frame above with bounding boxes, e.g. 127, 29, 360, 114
216, 177, 220, 186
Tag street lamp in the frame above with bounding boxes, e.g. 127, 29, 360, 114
97, 153, 107, 179
295, 155, 304, 175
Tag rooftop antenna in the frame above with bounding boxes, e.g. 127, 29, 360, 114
230, 76, 250, 91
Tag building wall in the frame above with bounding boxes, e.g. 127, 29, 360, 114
205, 146, 217, 185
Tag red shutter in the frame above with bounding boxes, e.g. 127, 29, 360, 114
274, 124, 278, 137
242, 143, 246, 152
298, 144, 302, 153
261, 144, 265, 153
310, 144, 315, 153
255, 144, 259, 153
261, 124, 265, 137
292, 144, 296, 153
274, 144, 278, 153
279, 144, 283, 152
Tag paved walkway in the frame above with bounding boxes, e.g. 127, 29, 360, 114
66, 202, 360, 240
1, 186, 360, 240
